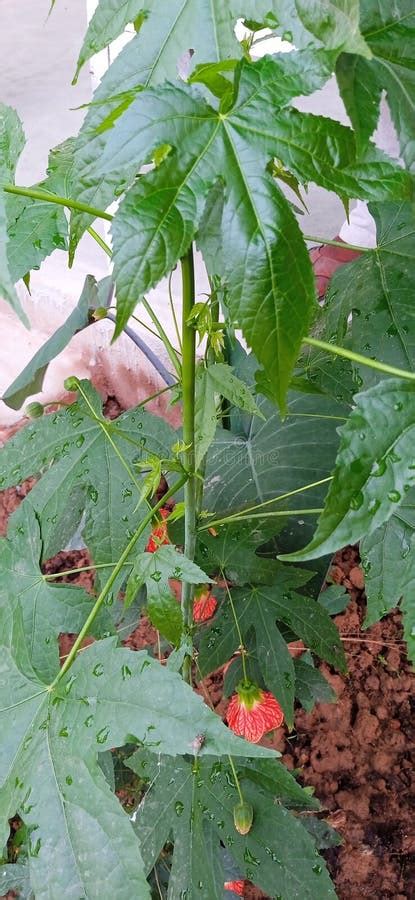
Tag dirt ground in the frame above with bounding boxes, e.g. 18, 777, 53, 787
1, 409, 414, 900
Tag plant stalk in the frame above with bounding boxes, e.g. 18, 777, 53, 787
303, 336, 415, 382
303, 234, 370, 253
49, 475, 187, 689
142, 298, 182, 376
3, 184, 113, 221
180, 247, 197, 684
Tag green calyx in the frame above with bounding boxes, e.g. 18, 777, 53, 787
236, 680, 262, 710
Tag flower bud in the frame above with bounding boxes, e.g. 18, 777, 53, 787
233, 801, 254, 835
64, 376, 79, 392
25, 402, 44, 419
91, 306, 107, 321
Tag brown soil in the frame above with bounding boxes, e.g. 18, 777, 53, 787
1, 415, 414, 900
285, 547, 415, 900
197, 549, 415, 899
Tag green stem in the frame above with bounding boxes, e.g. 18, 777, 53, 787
303, 336, 415, 382
224, 577, 248, 682
130, 313, 166, 343
199, 475, 333, 531
180, 247, 197, 684
49, 475, 187, 689
87, 226, 112, 256
303, 234, 369, 253
76, 381, 144, 496
142, 298, 182, 377
199, 508, 323, 530
136, 381, 180, 408
4, 184, 113, 222
44, 562, 128, 580
228, 755, 244, 806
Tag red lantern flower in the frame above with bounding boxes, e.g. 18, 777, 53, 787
227, 681, 284, 743
145, 507, 170, 553
193, 588, 217, 622
224, 882, 244, 896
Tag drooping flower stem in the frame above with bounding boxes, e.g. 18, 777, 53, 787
181, 246, 197, 684
228, 755, 244, 806
223, 576, 248, 682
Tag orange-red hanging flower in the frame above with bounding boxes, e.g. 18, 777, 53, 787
193, 587, 218, 622
224, 882, 244, 896
227, 681, 284, 743
145, 507, 170, 553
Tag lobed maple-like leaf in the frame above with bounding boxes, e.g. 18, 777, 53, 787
360, 489, 415, 643
0, 609, 273, 899
5, 140, 72, 288
0, 382, 174, 573
94, 55, 410, 409
336, 0, 415, 169
73, 0, 369, 86
195, 519, 283, 586
198, 575, 345, 726
125, 545, 210, 643
204, 346, 349, 557
0, 503, 102, 683
129, 750, 335, 899
322, 201, 415, 392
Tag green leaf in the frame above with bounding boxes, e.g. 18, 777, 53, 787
125, 545, 209, 643
0, 864, 31, 899
0, 382, 174, 570
298, 339, 356, 406
73, 0, 148, 83
3, 278, 91, 410
204, 349, 348, 555
302, 815, 342, 850
360, 487, 415, 660
294, 653, 336, 711
199, 576, 345, 725
285, 0, 371, 57
282, 379, 415, 561
195, 363, 263, 468
70, 38, 336, 258
0, 503, 101, 682
336, 1, 415, 167
5, 140, 73, 286
189, 59, 238, 103
196, 519, 284, 585
98, 57, 410, 406
208, 363, 264, 417
319, 583, 349, 615
361, 490, 415, 624
322, 201, 415, 392
0, 104, 28, 323
0, 611, 271, 900
129, 752, 335, 898
194, 365, 218, 469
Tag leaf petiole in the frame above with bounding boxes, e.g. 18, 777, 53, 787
3, 183, 113, 221
199, 476, 333, 531
181, 248, 197, 684
303, 336, 415, 382
303, 234, 370, 253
